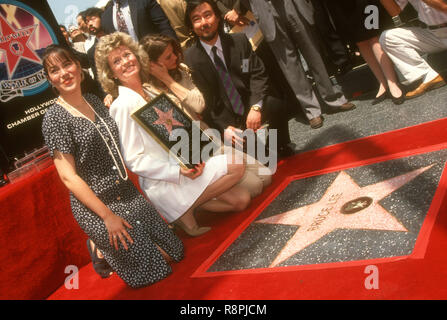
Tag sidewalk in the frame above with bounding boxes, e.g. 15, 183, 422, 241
288, 64, 447, 153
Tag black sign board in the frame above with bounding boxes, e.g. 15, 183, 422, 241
0, 0, 66, 172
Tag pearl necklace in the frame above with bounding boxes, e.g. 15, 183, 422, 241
57, 96, 128, 181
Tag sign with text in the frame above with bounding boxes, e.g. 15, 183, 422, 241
0, 0, 64, 171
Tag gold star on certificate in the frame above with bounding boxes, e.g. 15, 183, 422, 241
152, 107, 183, 134
256, 165, 433, 267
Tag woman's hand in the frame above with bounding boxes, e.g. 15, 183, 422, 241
53, 151, 134, 251
224, 126, 244, 149
103, 94, 114, 108
149, 62, 172, 85
103, 212, 134, 251
180, 163, 205, 179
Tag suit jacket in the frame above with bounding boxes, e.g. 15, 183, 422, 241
184, 33, 269, 134
101, 0, 177, 40
213, 0, 247, 16
242, 0, 315, 41
159, 0, 191, 46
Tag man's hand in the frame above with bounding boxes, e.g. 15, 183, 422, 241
246, 108, 262, 131
224, 9, 250, 26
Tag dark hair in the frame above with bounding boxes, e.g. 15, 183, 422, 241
42, 45, 80, 75
59, 24, 67, 31
41, 44, 82, 94
84, 7, 103, 19
140, 34, 184, 85
140, 34, 183, 65
184, 0, 222, 32
77, 10, 86, 20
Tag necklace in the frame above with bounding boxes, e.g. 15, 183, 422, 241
57, 96, 128, 181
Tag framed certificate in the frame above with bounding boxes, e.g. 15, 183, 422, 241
230, 11, 264, 51
131, 93, 218, 169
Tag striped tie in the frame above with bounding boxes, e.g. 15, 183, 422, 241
116, 0, 129, 34
212, 46, 245, 116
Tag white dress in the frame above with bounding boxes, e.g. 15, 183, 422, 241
109, 85, 228, 223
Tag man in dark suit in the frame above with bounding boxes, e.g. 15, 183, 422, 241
184, 0, 294, 158
241, 0, 356, 129
101, 0, 178, 41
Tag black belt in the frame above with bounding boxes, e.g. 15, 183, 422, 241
427, 23, 447, 30
411, 20, 447, 30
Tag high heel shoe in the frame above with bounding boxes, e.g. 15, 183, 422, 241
371, 91, 389, 105
86, 239, 113, 278
390, 91, 405, 105
172, 220, 211, 237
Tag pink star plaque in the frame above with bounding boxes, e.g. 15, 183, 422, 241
256, 165, 433, 267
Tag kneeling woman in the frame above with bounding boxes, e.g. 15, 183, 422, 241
41, 45, 183, 288
95, 32, 250, 236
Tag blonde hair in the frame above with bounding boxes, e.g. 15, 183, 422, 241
95, 32, 150, 98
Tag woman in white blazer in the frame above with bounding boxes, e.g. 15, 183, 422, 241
95, 32, 251, 236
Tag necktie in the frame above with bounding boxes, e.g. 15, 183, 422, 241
116, 0, 129, 34
211, 46, 244, 116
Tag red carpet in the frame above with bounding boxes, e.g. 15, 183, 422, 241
45, 118, 447, 300
2, 118, 446, 300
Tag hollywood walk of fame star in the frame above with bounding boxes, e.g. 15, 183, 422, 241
256, 165, 434, 267
0, 13, 41, 78
152, 106, 184, 134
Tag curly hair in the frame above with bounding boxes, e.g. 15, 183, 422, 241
95, 32, 150, 98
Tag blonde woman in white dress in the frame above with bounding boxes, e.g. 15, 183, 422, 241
95, 32, 251, 237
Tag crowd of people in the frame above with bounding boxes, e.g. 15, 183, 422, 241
42, 0, 446, 288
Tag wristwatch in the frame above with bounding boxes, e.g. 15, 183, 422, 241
250, 104, 262, 112
392, 15, 403, 27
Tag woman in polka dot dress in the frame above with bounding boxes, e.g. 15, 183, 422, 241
41, 44, 184, 288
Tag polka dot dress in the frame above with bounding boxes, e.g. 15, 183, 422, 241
42, 93, 184, 288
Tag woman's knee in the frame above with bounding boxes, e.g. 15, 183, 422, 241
232, 188, 251, 211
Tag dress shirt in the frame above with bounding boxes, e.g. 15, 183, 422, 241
112, 0, 138, 41
200, 36, 228, 69
84, 34, 96, 52
396, 0, 447, 25
200, 36, 263, 108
